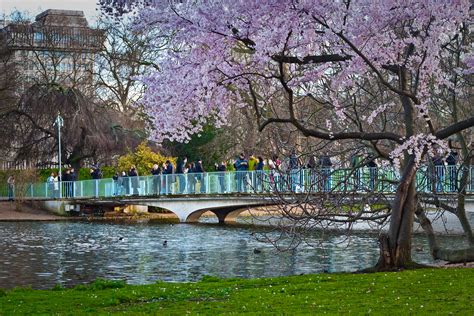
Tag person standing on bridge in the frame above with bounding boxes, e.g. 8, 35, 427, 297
319, 154, 332, 192
256, 157, 265, 192
289, 150, 300, 192
194, 159, 206, 193
163, 160, 174, 194
91, 166, 102, 198
367, 155, 378, 192
446, 150, 458, 192
129, 166, 140, 195
350, 153, 362, 191
7, 175, 15, 201
176, 157, 187, 194
235, 153, 248, 193
121, 171, 128, 195
63, 169, 71, 198
151, 164, 162, 195
187, 162, 196, 194
432, 155, 445, 192
248, 155, 258, 190
215, 161, 227, 193
69, 168, 77, 197
47, 172, 55, 198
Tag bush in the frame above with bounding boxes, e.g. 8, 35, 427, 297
118, 141, 176, 176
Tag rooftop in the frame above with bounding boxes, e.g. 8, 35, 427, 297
34, 9, 89, 28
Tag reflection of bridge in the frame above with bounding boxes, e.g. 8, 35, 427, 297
2, 166, 474, 222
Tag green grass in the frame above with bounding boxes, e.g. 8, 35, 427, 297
1, 269, 472, 315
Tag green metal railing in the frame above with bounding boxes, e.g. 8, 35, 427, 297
1, 165, 472, 200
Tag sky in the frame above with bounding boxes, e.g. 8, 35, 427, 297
0, 0, 101, 25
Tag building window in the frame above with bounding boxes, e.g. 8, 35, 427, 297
34, 32, 44, 43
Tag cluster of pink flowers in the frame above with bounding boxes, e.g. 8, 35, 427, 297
389, 134, 449, 170
100, 0, 472, 164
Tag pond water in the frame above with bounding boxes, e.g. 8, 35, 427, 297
0, 220, 459, 289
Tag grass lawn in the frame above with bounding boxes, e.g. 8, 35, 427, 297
0, 268, 472, 315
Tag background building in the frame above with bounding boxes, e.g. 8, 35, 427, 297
0, 9, 105, 170
0, 9, 104, 91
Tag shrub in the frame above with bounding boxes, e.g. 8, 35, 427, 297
118, 141, 176, 176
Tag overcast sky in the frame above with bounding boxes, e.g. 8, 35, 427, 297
0, 0, 100, 24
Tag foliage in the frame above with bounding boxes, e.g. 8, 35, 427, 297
77, 168, 93, 181
0, 169, 39, 200
100, 0, 474, 268
100, 166, 116, 179
1, 167, 116, 183
163, 124, 229, 170
0, 269, 473, 314
2, 83, 143, 169
118, 142, 176, 176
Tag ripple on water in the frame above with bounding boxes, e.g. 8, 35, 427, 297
0, 221, 459, 289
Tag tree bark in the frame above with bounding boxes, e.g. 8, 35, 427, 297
376, 159, 418, 270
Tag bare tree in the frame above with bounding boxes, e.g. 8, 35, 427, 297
94, 17, 166, 115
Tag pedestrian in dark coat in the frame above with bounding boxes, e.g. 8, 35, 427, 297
62, 169, 71, 198
68, 168, 76, 197
194, 159, 206, 193
162, 160, 174, 194
90, 167, 101, 197
446, 150, 458, 192
128, 166, 140, 195
151, 164, 162, 195
187, 162, 196, 194
176, 157, 187, 193
256, 157, 265, 192
215, 161, 227, 193
235, 153, 248, 192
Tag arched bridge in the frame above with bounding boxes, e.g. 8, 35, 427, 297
3, 166, 474, 222
78, 194, 277, 223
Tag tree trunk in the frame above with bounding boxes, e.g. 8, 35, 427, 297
376, 159, 418, 270
415, 163, 474, 264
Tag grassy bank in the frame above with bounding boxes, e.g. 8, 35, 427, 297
0, 269, 472, 315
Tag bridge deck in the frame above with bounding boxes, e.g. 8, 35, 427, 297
2, 166, 473, 201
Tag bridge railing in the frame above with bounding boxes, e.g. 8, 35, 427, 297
0, 165, 473, 200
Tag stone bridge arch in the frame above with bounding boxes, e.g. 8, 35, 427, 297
186, 205, 265, 223
131, 196, 276, 223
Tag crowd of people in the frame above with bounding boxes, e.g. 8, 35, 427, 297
3, 149, 463, 199
82, 150, 462, 196
94, 152, 348, 195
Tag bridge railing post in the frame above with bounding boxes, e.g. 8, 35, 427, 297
470, 166, 473, 192
227, 172, 231, 193
469, 166, 473, 192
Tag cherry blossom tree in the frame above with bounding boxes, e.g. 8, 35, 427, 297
101, 0, 474, 269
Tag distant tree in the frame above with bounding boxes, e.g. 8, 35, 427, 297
94, 17, 166, 115
0, 11, 146, 169
5, 83, 143, 169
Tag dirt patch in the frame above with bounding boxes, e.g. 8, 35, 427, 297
436, 261, 474, 269
0, 201, 66, 221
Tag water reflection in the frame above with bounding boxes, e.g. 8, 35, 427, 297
0, 221, 455, 289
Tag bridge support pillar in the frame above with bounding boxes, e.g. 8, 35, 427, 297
213, 211, 227, 224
